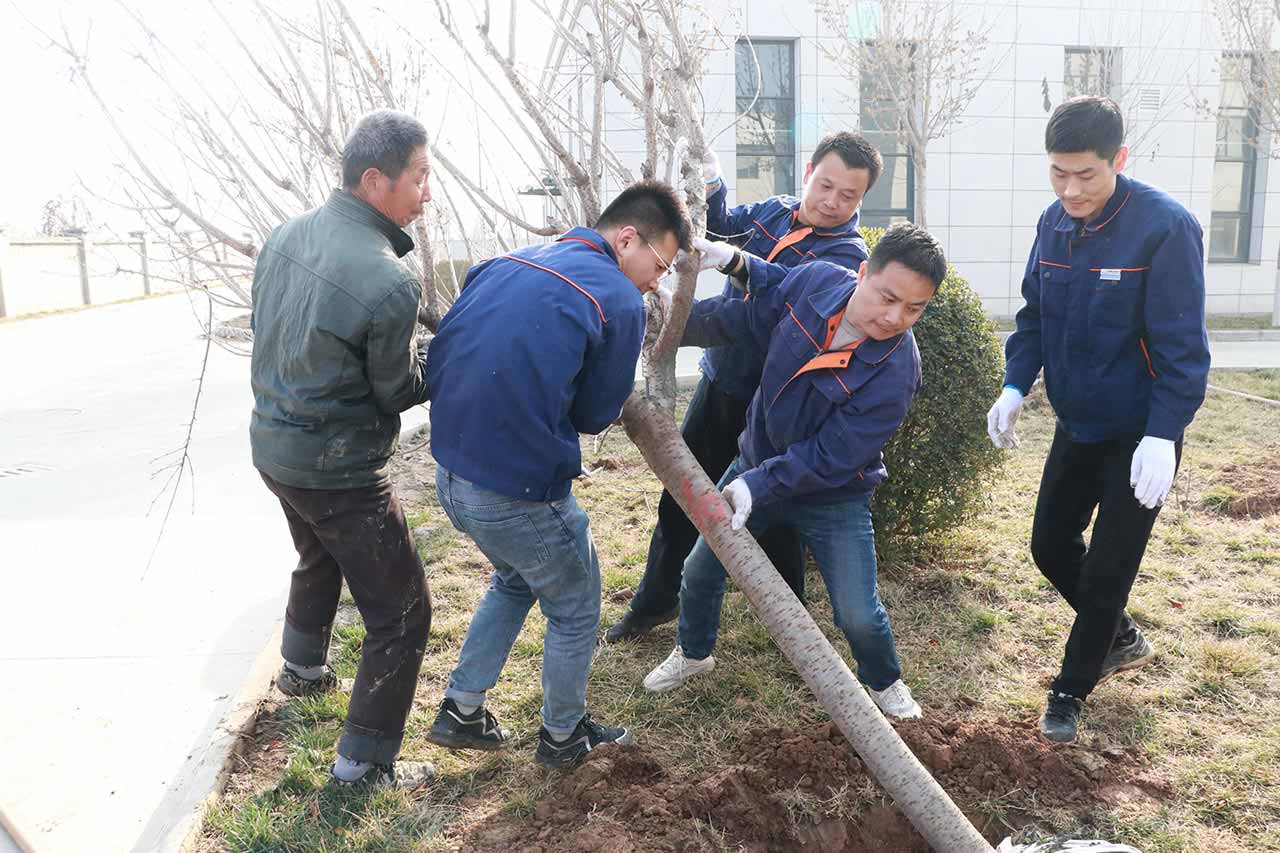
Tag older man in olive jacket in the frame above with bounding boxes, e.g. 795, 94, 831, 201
250, 109, 434, 788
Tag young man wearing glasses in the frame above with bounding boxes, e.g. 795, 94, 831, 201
423, 180, 692, 769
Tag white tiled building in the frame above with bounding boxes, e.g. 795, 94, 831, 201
598, 0, 1278, 319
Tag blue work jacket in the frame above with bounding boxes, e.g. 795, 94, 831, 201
699, 178, 869, 401
426, 227, 645, 502
684, 261, 921, 507
1005, 174, 1210, 442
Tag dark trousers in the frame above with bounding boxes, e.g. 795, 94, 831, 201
629, 374, 805, 620
1030, 425, 1180, 700
260, 471, 432, 764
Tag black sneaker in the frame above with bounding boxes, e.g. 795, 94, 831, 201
426, 698, 509, 751
535, 713, 634, 769
275, 664, 338, 697
1040, 690, 1083, 744
1099, 628, 1154, 683
604, 606, 678, 644
328, 760, 435, 790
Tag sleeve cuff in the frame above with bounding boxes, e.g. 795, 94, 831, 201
738, 467, 777, 508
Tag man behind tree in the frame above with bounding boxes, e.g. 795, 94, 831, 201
605, 132, 881, 644
424, 181, 692, 769
250, 109, 435, 787
989, 96, 1210, 743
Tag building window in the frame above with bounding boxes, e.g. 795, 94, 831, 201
735, 39, 795, 204
859, 47, 914, 226
1064, 47, 1120, 98
1210, 54, 1259, 262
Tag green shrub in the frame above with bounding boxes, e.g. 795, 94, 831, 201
860, 227, 1006, 560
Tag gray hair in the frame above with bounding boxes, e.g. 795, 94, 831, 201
341, 110, 428, 189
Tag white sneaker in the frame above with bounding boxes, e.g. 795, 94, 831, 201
868, 679, 923, 719
643, 646, 715, 693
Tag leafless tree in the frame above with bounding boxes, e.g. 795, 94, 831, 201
35, 1, 994, 847
815, 0, 1003, 229
1211, 0, 1280, 324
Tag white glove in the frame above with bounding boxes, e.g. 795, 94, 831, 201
986, 387, 1024, 449
722, 478, 753, 530
692, 236, 737, 273
650, 282, 673, 319
702, 149, 722, 184
1130, 436, 1176, 509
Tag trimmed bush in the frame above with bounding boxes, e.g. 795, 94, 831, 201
861, 227, 1006, 560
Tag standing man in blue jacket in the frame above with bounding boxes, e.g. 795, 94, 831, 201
989, 96, 1210, 743
424, 181, 692, 769
606, 132, 880, 644
641, 223, 946, 720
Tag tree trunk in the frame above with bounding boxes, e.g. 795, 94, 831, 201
914, 149, 928, 230
619, 393, 992, 853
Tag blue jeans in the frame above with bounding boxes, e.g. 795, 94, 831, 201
677, 458, 903, 691
435, 467, 601, 737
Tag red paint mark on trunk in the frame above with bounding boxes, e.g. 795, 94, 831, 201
681, 477, 727, 529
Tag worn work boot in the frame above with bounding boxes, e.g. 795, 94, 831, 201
1098, 628, 1154, 683
535, 713, 634, 770
328, 760, 436, 790
604, 605, 679, 644
275, 664, 338, 697
426, 698, 509, 751
642, 645, 716, 693
1040, 690, 1084, 744
868, 679, 924, 720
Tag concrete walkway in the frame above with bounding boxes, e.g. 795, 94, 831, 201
0, 292, 424, 853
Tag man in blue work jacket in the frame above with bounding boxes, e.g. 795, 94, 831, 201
641, 223, 947, 720
605, 132, 880, 644
989, 96, 1210, 743
423, 181, 692, 769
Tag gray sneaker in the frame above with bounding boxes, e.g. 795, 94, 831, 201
1099, 629, 1154, 683
328, 761, 435, 790
275, 664, 338, 697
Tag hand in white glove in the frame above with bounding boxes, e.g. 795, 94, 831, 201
702, 149, 722, 184
721, 478, 753, 531
649, 282, 673, 319
692, 236, 737, 273
986, 387, 1024, 449
1130, 436, 1176, 509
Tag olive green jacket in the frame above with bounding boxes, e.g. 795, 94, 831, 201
250, 189, 429, 488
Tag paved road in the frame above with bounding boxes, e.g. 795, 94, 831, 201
0, 292, 424, 853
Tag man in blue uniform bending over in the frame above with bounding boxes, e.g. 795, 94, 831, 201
988, 96, 1210, 743
606, 132, 879, 644
424, 181, 692, 769
641, 223, 947, 720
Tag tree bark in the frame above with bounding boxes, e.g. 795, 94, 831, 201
619, 393, 992, 853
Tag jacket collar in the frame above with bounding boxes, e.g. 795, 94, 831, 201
1051, 172, 1133, 234
782, 197, 863, 238
327, 189, 415, 258
556, 226, 619, 264
804, 273, 905, 365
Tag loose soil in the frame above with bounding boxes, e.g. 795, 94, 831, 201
456, 715, 1161, 853
1202, 448, 1280, 518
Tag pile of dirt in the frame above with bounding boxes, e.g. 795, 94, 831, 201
455, 716, 1164, 853
1201, 450, 1280, 518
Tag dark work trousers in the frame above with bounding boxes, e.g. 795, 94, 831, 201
628, 374, 806, 620
260, 471, 432, 765
1030, 425, 1181, 700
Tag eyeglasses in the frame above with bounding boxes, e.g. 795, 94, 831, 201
643, 238, 676, 279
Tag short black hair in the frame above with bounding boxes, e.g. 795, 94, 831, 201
595, 179, 693, 252
341, 110, 429, 189
868, 223, 947, 289
1045, 96, 1125, 161
811, 132, 884, 191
